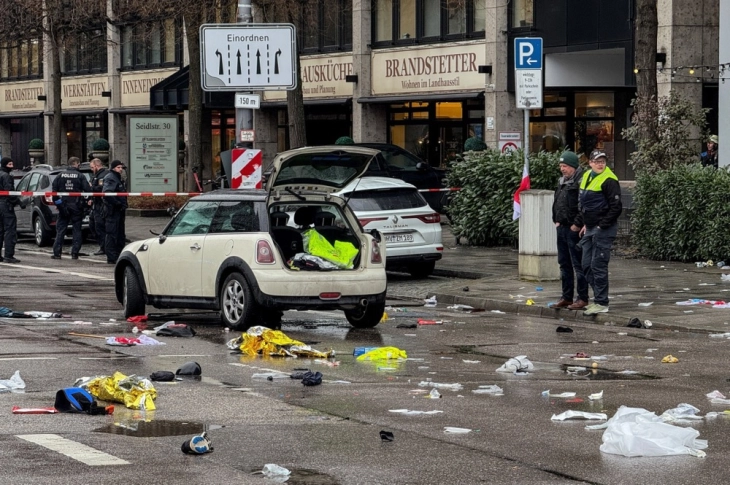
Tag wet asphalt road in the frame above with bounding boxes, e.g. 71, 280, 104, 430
1, 236, 730, 484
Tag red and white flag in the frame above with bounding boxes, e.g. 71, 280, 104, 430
512, 160, 531, 220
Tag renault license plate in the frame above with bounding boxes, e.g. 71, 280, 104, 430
385, 234, 414, 243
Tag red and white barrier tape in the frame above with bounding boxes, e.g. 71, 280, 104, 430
0, 191, 200, 197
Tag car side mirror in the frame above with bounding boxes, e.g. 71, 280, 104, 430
158, 234, 167, 244
370, 229, 382, 243
416, 162, 429, 171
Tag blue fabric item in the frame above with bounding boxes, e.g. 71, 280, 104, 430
54, 387, 95, 413
0, 307, 12, 317
54, 199, 63, 205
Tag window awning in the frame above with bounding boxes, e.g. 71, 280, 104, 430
357, 91, 484, 104
149, 66, 234, 110
0, 111, 42, 119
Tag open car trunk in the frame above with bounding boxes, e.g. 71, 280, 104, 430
268, 202, 362, 271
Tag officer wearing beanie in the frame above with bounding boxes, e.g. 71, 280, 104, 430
0, 157, 22, 263
551, 151, 588, 310
103, 160, 128, 264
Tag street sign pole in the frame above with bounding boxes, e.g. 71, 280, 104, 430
514, 38, 543, 173
236, 0, 253, 150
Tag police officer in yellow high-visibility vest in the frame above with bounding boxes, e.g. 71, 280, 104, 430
575, 150, 622, 316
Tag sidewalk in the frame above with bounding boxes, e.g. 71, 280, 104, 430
125, 215, 730, 335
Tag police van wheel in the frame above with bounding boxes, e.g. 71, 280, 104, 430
123, 266, 146, 318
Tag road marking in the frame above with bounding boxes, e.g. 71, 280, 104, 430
0, 357, 57, 361
17, 434, 130, 466
0, 263, 113, 281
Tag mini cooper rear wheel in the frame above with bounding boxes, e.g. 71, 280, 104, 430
345, 301, 385, 328
220, 273, 257, 330
123, 266, 146, 318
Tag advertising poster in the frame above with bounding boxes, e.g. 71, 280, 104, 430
128, 116, 178, 192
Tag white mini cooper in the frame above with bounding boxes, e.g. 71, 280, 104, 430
114, 146, 387, 330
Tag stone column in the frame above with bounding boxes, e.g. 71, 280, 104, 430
254, 109, 279, 171
352, 0, 386, 142
484, 0, 522, 148
106, 0, 126, 165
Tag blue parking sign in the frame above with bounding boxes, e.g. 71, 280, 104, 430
514, 38, 543, 70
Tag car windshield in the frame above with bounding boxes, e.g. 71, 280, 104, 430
276, 152, 374, 188
165, 201, 218, 236
345, 188, 428, 211
379, 147, 422, 171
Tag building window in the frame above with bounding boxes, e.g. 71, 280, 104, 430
62, 29, 107, 75
511, 0, 533, 29
0, 38, 43, 80
374, 0, 486, 46
121, 20, 182, 70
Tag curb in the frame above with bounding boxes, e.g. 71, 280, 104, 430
416, 291, 719, 335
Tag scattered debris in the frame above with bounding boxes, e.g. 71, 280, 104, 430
75, 371, 157, 411
424, 296, 437, 307
542, 390, 576, 398
418, 319, 443, 325
106, 335, 165, 346
11, 406, 58, 414
661, 355, 679, 363
471, 385, 503, 395
418, 381, 463, 391
556, 326, 573, 333
447, 304, 474, 312
227, 326, 334, 358
0, 371, 25, 392
638, 302, 653, 307
661, 403, 703, 422
300, 371, 323, 386
176, 362, 202, 376
443, 427, 472, 434
496, 355, 534, 374
462, 359, 481, 364
379, 431, 395, 442
182, 432, 214, 455
396, 323, 417, 329
356, 347, 407, 361
551, 410, 607, 421
589, 391, 604, 400
54, 387, 113, 415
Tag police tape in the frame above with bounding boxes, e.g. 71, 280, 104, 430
0, 187, 459, 197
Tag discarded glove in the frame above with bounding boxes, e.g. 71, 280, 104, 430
149, 371, 176, 382
181, 432, 214, 455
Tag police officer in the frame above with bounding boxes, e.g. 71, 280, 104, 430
0, 157, 22, 263
52, 157, 93, 260
88, 158, 109, 256
103, 160, 128, 264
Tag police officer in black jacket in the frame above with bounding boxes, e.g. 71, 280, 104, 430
89, 158, 109, 256
0, 157, 23, 263
103, 160, 128, 264
51, 157, 93, 260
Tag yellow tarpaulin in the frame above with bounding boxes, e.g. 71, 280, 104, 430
356, 346, 408, 361
227, 326, 335, 358
83, 371, 157, 410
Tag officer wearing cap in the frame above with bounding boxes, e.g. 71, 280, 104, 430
575, 150, 622, 316
103, 160, 128, 264
88, 158, 109, 256
51, 157, 93, 260
701, 135, 718, 168
551, 151, 588, 310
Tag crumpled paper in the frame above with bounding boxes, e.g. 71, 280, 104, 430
75, 371, 157, 410
226, 326, 334, 358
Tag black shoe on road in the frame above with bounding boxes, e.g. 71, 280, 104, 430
4, 257, 20, 264
71, 254, 79, 260
51, 255, 61, 260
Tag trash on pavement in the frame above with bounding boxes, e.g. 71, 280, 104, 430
556, 326, 573, 333
588, 406, 708, 458
54, 387, 113, 415
181, 432, 213, 455
424, 296, 437, 307
535, 286, 543, 291
0, 370, 25, 392
496, 355, 534, 374
706, 390, 730, 405
706, 411, 730, 418
389, 409, 443, 415
589, 391, 604, 400
396, 323, 417, 329
542, 390, 576, 398
708, 332, 730, 339
526, 299, 535, 305
156, 323, 196, 338
551, 410, 608, 421
176, 362, 202, 376
447, 304, 474, 312
427, 389, 441, 399
356, 347, 407, 361
353, 347, 378, 357
76, 371, 157, 411
252, 372, 289, 380
444, 427, 472, 434
149, 371, 176, 382
300, 371, 323, 386
472, 385, 503, 395
418, 381, 464, 391
661, 403, 703, 422
661, 355, 679, 363
418, 319, 443, 325
572, 352, 590, 359
11, 406, 58, 414
227, 326, 335, 358
721, 274, 730, 282
127, 315, 148, 323
106, 335, 165, 346
638, 302, 653, 307
379, 430, 395, 442
462, 359, 481, 364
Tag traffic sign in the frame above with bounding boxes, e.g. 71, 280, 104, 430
231, 148, 263, 189
235, 93, 261, 109
499, 132, 522, 153
514, 38, 542, 69
240, 130, 255, 143
200, 24, 297, 91
515, 70, 543, 109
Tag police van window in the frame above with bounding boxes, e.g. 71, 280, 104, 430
209, 201, 261, 233
165, 201, 218, 236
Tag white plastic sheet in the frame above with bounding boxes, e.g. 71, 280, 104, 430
472, 385, 504, 395
661, 403, 703, 422
0, 370, 25, 392
418, 381, 463, 391
588, 406, 708, 458
551, 410, 607, 421
496, 355, 534, 373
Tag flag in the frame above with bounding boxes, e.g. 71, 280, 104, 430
512, 160, 530, 220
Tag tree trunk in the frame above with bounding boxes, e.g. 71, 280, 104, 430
50, 34, 63, 166
186, 13, 203, 192
286, 52, 307, 148
634, 0, 659, 145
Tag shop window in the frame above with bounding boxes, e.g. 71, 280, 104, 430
435, 102, 462, 119
529, 121, 566, 154
512, 0, 533, 29
575, 92, 615, 118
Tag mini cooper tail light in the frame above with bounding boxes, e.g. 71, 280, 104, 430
371, 239, 382, 264
403, 213, 441, 224
256, 239, 276, 264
